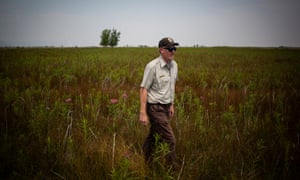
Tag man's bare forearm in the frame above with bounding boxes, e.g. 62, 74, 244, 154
140, 87, 147, 113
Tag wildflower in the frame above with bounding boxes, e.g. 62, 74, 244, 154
110, 98, 118, 104
122, 92, 128, 99
65, 98, 72, 103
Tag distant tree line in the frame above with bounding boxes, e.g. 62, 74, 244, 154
100, 29, 121, 47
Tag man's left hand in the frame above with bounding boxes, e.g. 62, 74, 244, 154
169, 104, 175, 118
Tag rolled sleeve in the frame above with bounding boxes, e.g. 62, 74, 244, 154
140, 64, 155, 90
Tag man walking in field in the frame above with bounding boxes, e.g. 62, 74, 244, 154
139, 37, 179, 168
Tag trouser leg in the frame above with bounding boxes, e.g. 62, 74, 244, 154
143, 128, 155, 164
143, 104, 176, 166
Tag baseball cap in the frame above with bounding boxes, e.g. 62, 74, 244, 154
158, 37, 179, 48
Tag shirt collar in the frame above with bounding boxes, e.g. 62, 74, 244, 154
159, 55, 172, 69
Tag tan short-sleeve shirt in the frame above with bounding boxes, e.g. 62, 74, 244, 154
140, 56, 178, 104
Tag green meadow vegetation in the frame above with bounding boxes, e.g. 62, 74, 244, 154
1, 47, 300, 179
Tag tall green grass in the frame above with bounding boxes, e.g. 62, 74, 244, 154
1, 47, 299, 179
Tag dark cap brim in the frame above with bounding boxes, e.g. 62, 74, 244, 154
163, 42, 179, 48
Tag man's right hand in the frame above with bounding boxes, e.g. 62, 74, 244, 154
139, 112, 149, 126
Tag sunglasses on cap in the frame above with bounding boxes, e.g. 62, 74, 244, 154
164, 47, 177, 52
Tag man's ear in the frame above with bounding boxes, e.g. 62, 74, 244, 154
159, 48, 163, 54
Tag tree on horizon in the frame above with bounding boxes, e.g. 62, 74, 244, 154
100, 28, 120, 47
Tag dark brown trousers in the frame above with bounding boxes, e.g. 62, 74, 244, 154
143, 103, 176, 166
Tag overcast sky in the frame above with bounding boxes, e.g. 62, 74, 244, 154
0, 0, 299, 47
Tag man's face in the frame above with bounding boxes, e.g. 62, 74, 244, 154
160, 47, 176, 62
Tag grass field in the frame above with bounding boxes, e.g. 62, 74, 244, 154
1, 47, 300, 179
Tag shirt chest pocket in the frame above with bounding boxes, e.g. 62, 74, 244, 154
158, 74, 170, 88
